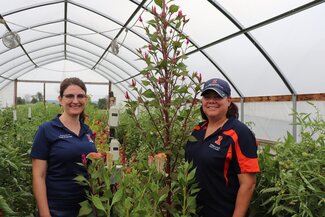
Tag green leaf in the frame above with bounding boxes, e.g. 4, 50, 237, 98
149, 32, 158, 42
78, 200, 93, 216
178, 86, 188, 94
260, 187, 280, 194
74, 175, 88, 184
111, 188, 123, 206
143, 89, 155, 98
272, 205, 296, 215
173, 41, 182, 49
158, 193, 168, 204
177, 62, 187, 71
169, 5, 179, 13
299, 171, 316, 191
142, 80, 150, 86
187, 168, 196, 181
92, 195, 106, 212
158, 59, 167, 68
154, 0, 163, 8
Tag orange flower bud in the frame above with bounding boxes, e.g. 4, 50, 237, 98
86, 152, 102, 160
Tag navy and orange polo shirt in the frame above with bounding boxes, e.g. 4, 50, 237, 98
185, 117, 260, 217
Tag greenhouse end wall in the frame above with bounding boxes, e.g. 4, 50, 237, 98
238, 101, 325, 142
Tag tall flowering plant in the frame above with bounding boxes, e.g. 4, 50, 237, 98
77, 0, 201, 216
124, 0, 201, 215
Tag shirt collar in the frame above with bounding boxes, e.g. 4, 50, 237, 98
51, 114, 88, 135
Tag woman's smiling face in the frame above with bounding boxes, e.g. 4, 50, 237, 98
58, 84, 87, 117
202, 90, 231, 121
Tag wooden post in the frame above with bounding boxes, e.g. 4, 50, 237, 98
13, 79, 17, 109
43, 82, 46, 106
108, 81, 112, 110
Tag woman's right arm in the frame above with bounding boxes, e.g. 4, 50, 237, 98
32, 159, 51, 217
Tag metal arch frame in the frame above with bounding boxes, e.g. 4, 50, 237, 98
0, 54, 137, 99
205, 0, 296, 127
0, 18, 145, 72
0, 34, 148, 94
1, 44, 134, 89
1, 0, 150, 80
2, 0, 324, 90
129, 0, 325, 140
128, 0, 243, 96
0, 44, 139, 99
0, 22, 144, 82
1, 0, 324, 139
0, 21, 142, 75
201, 0, 325, 140
90, 0, 148, 69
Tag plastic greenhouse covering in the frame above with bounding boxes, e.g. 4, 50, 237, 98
0, 0, 324, 142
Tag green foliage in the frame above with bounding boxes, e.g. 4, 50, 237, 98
250, 106, 325, 217
126, 0, 201, 173
76, 153, 199, 216
81, 1, 202, 215
0, 103, 59, 216
0, 102, 108, 216
97, 97, 108, 110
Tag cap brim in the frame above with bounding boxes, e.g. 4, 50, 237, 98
201, 88, 227, 98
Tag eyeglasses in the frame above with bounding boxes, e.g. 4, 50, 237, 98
63, 94, 87, 100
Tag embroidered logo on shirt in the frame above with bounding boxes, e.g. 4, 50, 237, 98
59, 134, 72, 139
193, 125, 200, 131
209, 143, 220, 151
215, 135, 223, 145
87, 134, 94, 143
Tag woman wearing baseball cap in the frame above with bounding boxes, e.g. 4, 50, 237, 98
185, 78, 260, 217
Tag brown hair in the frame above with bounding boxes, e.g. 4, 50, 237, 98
200, 102, 239, 120
60, 77, 87, 122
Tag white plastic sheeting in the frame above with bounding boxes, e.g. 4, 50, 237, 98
0, 0, 324, 141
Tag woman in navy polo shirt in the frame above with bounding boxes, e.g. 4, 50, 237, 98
185, 78, 260, 217
31, 77, 97, 217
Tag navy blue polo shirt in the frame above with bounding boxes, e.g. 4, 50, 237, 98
185, 117, 260, 217
31, 115, 97, 208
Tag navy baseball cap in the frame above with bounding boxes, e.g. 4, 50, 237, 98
201, 78, 231, 98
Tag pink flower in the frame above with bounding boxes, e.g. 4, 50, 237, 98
139, 16, 143, 22
144, 52, 148, 60
81, 154, 87, 165
178, 10, 183, 17
199, 73, 202, 82
153, 6, 157, 15
132, 79, 136, 87
161, 11, 166, 19
146, 72, 150, 79
125, 91, 130, 100
186, 37, 190, 45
